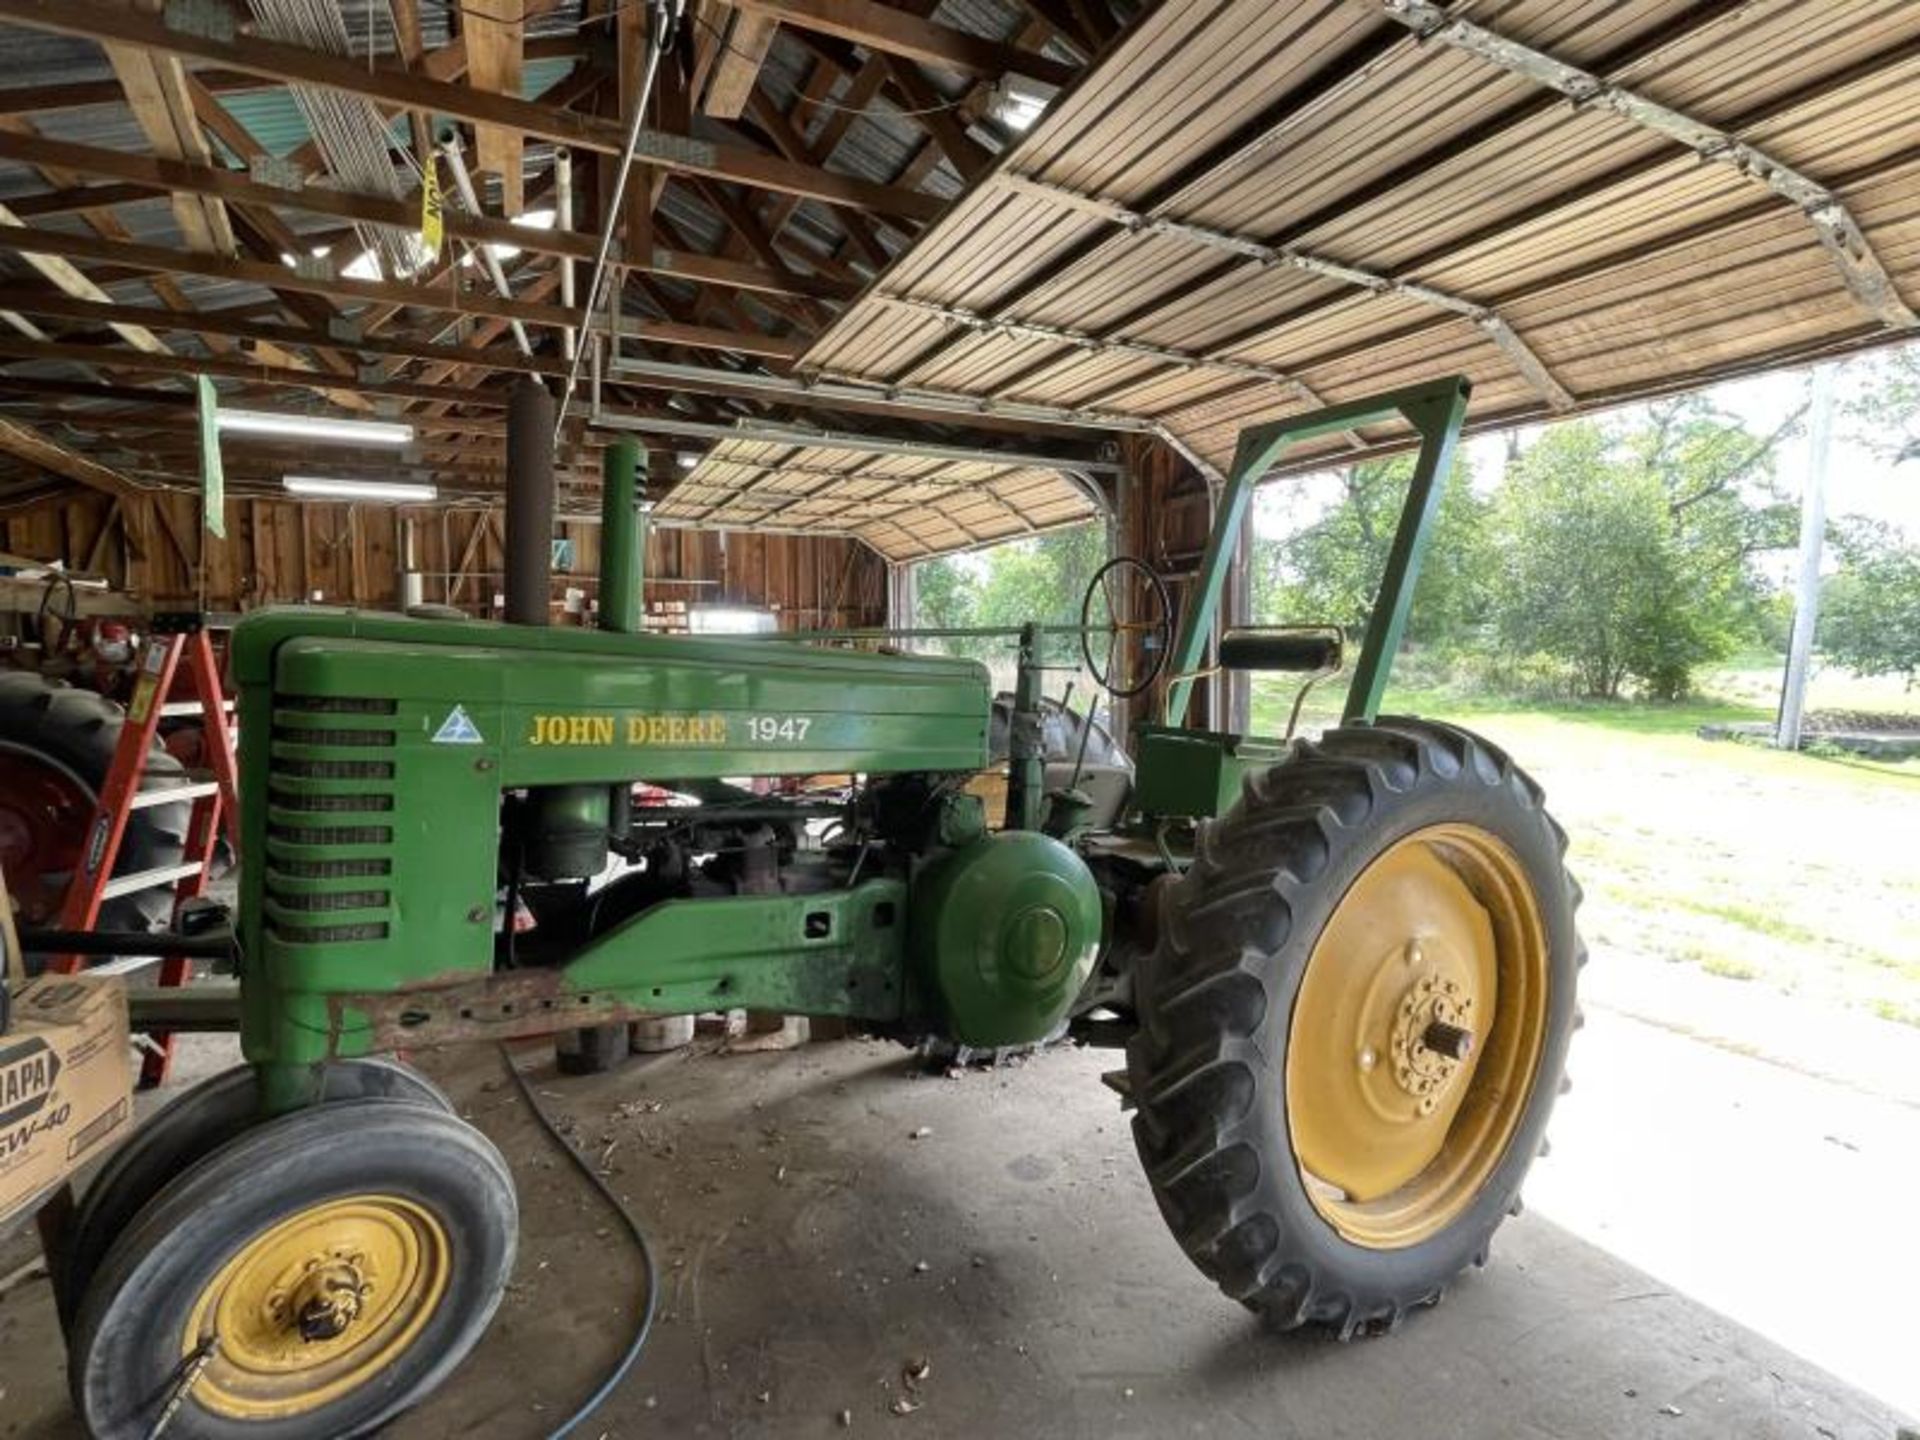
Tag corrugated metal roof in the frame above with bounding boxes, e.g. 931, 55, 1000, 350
798, 0, 1920, 479
659, 436, 1098, 559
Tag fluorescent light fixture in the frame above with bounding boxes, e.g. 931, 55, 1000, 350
220, 410, 415, 447
284, 476, 438, 503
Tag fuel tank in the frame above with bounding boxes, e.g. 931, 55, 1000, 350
231, 607, 993, 786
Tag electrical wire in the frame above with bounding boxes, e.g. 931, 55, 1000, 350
498, 1042, 660, 1440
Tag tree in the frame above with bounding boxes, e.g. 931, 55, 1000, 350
913, 551, 974, 631
1489, 399, 1798, 700
1821, 519, 1920, 688
1253, 453, 1491, 646
974, 522, 1105, 632
911, 522, 1107, 660
1841, 341, 1920, 466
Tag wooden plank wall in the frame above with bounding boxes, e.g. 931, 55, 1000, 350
1118, 433, 1219, 733
2, 490, 890, 630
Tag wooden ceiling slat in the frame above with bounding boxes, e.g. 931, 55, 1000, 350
800, 0, 1920, 476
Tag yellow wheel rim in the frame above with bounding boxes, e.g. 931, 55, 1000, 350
182, 1194, 450, 1420
1285, 823, 1550, 1249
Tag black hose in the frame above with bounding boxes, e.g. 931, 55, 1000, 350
497, 1043, 659, 1439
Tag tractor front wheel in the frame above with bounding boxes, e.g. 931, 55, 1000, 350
70, 1098, 516, 1440
1126, 717, 1582, 1337
56, 1058, 451, 1322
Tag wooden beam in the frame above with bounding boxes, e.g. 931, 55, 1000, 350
613, 0, 655, 265
0, 116, 369, 411
0, 128, 860, 302
389, 0, 438, 164
0, 285, 570, 381
0, 201, 169, 353
880, 55, 991, 183
0, 231, 810, 359
745, 89, 890, 267
1009, 0, 1095, 58
0, 0, 944, 219
0, 71, 264, 117
0, 222, 586, 333
728, 0, 1075, 85
704, 5, 780, 119
462, 0, 527, 213
0, 416, 142, 499
100, 25, 235, 254
6, 183, 156, 220
0, 331, 516, 409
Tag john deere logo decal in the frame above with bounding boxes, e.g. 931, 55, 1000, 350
0, 1037, 60, 1130
432, 705, 485, 745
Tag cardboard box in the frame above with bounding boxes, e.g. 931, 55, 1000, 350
0, 975, 134, 1229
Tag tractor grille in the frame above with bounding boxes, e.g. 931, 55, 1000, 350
264, 694, 398, 947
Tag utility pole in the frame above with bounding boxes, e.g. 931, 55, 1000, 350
1776, 362, 1837, 750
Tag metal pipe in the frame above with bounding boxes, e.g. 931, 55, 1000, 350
589, 409, 1125, 475
505, 376, 556, 627
439, 133, 533, 357
555, 0, 680, 440
599, 436, 645, 635
607, 354, 1155, 433
554, 146, 576, 363
20, 928, 234, 961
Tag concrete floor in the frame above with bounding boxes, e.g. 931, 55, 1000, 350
1, 1028, 1912, 1439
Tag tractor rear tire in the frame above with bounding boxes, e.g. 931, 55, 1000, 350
70, 1098, 516, 1440
1126, 717, 1582, 1338
56, 1058, 451, 1323
0, 671, 191, 936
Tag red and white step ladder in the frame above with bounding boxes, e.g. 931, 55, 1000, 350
53, 615, 239, 1087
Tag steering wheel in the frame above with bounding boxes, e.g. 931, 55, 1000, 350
1080, 556, 1173, 699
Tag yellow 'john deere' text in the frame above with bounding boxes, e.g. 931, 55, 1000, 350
526, 713, 729, 746
627, 713, 729, 745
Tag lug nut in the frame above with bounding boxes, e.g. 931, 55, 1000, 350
1421, 1020, 1474, 1060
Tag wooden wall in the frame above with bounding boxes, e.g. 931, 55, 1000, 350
1, 490, 890, 631
1117, 434, 1234, 733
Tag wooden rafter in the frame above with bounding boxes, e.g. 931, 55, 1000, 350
0, 0, 1111, 517
0, 129, 858, 302
0, 0, 943, 219
729, 0, 1074, 85
100, 21, 235, 255
0, 416, 142, 500
703, 4, 781, 119
461, 0, 527, 214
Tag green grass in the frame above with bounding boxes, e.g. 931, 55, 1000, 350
1871, 999, 1920, 1029
1664, 897, 1825, 949
1251, 676, 1920, 780
1246, 663, 1920, 1028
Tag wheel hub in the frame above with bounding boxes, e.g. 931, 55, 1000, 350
0, 747, 94, 922
1285, 824, 1551, 1249
184, 1195, 449, 1420
1389, 972, 1475, 1111
282, 1256, 372, 1343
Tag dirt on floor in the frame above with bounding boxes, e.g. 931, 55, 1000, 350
1, 1029, 1912, 1439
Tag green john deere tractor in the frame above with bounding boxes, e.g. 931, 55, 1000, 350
37, 376, 1582, 1438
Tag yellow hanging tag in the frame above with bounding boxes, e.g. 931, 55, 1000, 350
421, 161, 444, 259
